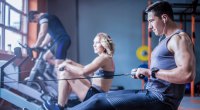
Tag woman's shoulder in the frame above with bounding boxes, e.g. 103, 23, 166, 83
97, 54, 112, 61
100, 53, 112, 58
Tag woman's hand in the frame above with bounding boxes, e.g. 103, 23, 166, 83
58, 61, 68, 71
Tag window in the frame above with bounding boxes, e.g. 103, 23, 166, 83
0, 2, 3, 24
10, 9, 21, 30
6, 0, 23, 11
0, 0, 28, 52
5, 29, 22, 52
0, 27, 2, 49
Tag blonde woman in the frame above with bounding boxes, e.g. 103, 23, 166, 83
43, 32, 115, 110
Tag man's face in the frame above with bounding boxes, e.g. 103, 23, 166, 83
30, 15, 39, 23
147, 11, 165, 36
32, 15, 38, 22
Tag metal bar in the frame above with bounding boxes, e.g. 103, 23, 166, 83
143, 12, 200, 22
4, 77, 44, 102
174, 12, 200, 15
171, 3, 199, 8
0, 88, 43, 110
174, 19, 200, 22
144, 19, 200, 22
18, 57, 30, 81
0, 56, 17, 88
190, 14, 195, 97
0, 24, 28, 36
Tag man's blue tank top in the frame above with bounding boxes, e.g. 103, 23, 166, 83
39, 13, 69, 42
145, 30, 186, 110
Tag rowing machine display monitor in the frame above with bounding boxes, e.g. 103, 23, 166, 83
14, 47, 22, 58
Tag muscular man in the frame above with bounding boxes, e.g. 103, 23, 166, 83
69, 1, 196, 110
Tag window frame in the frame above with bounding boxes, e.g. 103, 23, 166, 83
0, 0, 28, 52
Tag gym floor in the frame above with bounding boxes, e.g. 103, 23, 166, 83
178, 96, 200, 110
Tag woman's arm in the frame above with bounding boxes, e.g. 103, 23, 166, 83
65, 55, 106, 76
65, 59, 84, 68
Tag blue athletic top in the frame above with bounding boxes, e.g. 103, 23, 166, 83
39, 13, 69, 42
145, 30, 186, 110
94, 70, 114, 79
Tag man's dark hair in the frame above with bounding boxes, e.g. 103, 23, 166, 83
28, 11, 39, 22
145, 1, 174, 20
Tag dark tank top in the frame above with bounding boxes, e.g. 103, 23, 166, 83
39, 13, 69, 42
145, 30, 186, 110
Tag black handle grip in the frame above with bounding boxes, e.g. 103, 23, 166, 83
138, 74, 145, 79
131, 72, 145, 79
59, 67, 65, 71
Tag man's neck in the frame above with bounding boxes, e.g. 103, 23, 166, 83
165, 22, 179, 38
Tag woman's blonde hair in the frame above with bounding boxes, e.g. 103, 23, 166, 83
96, 32, 115, 56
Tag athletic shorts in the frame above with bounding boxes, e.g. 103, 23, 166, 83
83, 86, 103, 101
50, 37, 71, 60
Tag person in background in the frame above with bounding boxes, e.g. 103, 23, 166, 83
28, 11, 71, 69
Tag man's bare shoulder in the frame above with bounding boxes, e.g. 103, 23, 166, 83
167, 31, 192, 53
170, 31, 190, 43
179, 32, 190, 38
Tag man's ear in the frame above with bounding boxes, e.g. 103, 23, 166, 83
162, 14, 168, 24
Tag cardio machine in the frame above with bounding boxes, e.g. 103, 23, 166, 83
0, 46, 44, 109
0, 44, 79, 109
19, 43, 58, 102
